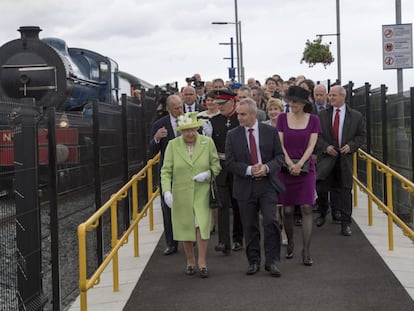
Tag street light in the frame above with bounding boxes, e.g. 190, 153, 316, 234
211, 0, 244, 84
315, 0, 341, 84
219, 37, 236, 81
212, 21, 244, 84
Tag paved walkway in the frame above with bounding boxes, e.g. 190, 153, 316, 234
68, 189, 414, 310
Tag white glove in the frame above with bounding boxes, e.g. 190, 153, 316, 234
164, 191, 173, 208
192, 171, 210, 182
202, 121, 213, 137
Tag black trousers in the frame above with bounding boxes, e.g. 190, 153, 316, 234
159, 183, 178, 248
237, 179, 281, 265
316, 159, 352, 225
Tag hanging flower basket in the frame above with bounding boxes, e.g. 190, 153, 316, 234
300, 38, 334, 68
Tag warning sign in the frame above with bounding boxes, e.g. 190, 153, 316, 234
382, 23, 412, 70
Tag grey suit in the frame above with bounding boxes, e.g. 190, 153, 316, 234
315, 105, 366, 224
225, 123, 284, 265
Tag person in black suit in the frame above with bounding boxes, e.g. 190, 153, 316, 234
210, 89, 244, 254
181, 86, 206, 113
149, 94, 184, 255
312, 84, 341, 223
225, 98, 285, 277
315, 86, 366, 236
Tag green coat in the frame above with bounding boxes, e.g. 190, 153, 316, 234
161, 134, 221, 241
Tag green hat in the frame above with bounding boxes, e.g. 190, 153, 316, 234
176, 112, 204, 131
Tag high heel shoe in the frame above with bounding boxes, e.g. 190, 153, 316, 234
199, 267, 209, 278
185, 266, 196, 275
302, 249, 313, 266
285, 242, 294, 259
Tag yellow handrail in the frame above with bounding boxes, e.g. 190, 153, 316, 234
353, 149, 414, 250
77, 153, 160, 311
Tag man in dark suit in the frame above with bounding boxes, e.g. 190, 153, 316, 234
181, 86, 206, 113
312, 84, 341, 223
149, 94, 184, 255
225, 98, 285, 277
210, 89, 244, 254
315, 86, 366, 236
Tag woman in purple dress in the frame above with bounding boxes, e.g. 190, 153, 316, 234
276, 86, 321, 266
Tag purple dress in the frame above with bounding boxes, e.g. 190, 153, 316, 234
276, 113, 321, 205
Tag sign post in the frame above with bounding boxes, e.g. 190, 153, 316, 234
382, 23, 413, 70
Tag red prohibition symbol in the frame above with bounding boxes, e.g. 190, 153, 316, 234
384, 28, 393, 38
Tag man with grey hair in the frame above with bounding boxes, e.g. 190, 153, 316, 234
226, 98, 285, 277
149, 94, 184, 255
315, 86, 366, 236
239, 86, 266, 122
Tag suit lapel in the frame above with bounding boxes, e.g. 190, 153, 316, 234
326, 107, 335, 143
237, 126, 250, 161
165, 118, 175, 139
342, 107, 352, 143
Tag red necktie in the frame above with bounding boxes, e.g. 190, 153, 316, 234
333, 108, 340, 146
248, 128, 258, 164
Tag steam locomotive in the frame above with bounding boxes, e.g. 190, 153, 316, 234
0, 26, 176, 196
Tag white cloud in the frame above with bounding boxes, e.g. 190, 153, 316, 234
0, 0, 412, 92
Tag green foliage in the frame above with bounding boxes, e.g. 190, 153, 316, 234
301, 38, 334, 68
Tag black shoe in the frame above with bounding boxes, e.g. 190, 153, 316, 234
332, 211, 341, 222
246, 263, 260, 275
341, 224, 352, 236
302, 250, 313, 266
163, 246, 177, 255
316, 216, 326, 227
285, 242, 294, 259
265, 263, 281, 277
215, 243, 231, 255
185, 266, 196, 275
295, 217, 302, 226
232, 242, 242, 251
199, 267, 209, 278
214, 243, 225, 252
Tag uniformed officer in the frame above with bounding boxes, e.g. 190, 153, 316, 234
210, 89, 244, 254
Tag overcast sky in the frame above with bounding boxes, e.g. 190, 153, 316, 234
0, 0, 413, 93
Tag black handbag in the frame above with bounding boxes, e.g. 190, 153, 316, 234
209, 170, 221, 209
281, 158, 310, 174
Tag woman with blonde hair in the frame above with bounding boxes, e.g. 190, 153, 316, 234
263, 98, 283, 127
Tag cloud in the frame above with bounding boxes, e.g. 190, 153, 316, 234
0, 0, 412, 91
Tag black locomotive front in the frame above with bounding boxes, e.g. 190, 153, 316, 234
0, 26, 116, 111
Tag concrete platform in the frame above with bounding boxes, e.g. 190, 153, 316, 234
68, 189, 414, 310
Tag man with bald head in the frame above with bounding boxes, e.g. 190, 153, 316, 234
181, 86, 206, 113
312, 84, 330, 113
315, 86, 366, 236
312, 84, 341, 223
149, 94, 184, 255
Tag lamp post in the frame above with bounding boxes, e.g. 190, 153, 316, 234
219, 37, 236, 81
212, 0, 245, 84
316, 0, 341, 84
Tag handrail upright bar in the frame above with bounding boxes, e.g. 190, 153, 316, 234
367, 158, 373, 226
111, 200, 120, 291
147, 157, 155, 231
78, 223, 88, 311
132, 181, 139, 257
386, 172, 394, 250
